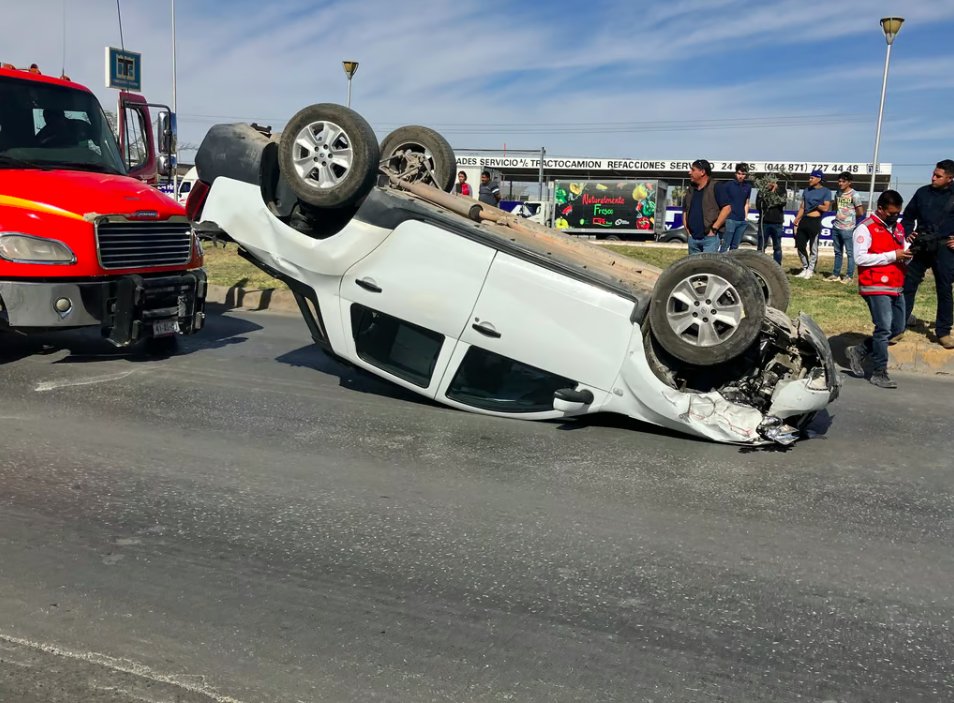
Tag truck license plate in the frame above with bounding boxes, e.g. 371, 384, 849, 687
152, 319, 180, 337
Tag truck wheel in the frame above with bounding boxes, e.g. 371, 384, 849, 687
278, 104, 380, 209
648, 253, 764, 366
727, 249, 791, 311
380, 126, 456, 191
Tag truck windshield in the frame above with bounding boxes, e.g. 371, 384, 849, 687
0, 76, 126, 175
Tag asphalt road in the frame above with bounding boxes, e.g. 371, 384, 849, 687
1, 308, 952, 702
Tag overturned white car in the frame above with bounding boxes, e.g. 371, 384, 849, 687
188, 104, 839, 445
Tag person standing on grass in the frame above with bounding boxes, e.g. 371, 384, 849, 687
682, 159, 731, 255
826, 172, 865, 283
792, 169, 832, 279
755, 173, 787, 265
900, 159, 954, 350
846, 190, 911, 389
719, 163, 752, 252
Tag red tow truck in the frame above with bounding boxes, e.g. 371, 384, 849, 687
0, 62, 206, 353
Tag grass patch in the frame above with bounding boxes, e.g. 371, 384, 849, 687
202, 243, 288, 290
202, 241, 939, 339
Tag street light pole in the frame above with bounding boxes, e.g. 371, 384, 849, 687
171, 0, 178, 196
342, 60, 359, 108
868, 16, 904, 211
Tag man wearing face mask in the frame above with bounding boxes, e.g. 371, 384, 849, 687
845, 190, 912, 388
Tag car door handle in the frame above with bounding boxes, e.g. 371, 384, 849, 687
355, 277, 382, 293
471, 321, 501, 338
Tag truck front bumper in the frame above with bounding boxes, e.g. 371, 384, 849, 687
0, 269, 207, 346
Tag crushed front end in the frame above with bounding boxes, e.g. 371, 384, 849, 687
643, 308, 840, 446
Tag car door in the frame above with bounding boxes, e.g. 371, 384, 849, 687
438, 253, 635, 417
338, 219, 495, 397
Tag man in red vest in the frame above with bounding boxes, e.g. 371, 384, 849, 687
846, 190, 912, 388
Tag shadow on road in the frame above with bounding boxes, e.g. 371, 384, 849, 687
275, 343, 437, 407
0, 305, 262, 366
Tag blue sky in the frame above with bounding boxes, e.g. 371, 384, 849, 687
2, 0, 952, 199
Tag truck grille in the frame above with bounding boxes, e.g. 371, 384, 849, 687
96, 221, 193, 270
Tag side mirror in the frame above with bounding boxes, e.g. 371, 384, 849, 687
157, 110, 177, 155
158, 153, 174, 178
552, 388, 594, 413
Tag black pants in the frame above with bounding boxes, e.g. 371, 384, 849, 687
795, 217, 822, 271
902, 244, 954, 337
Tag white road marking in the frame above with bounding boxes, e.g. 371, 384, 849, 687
34, 369, 138, 392
0, 632, 246, 703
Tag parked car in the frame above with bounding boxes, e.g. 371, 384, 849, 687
186, 104, 839, 445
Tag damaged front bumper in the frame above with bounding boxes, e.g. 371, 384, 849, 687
758, 313, 841, 445
0, 269, 207, 346
636, 310, 840, 446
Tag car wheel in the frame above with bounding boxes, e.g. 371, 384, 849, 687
727, 249, 791, 311
379, 125, 456, 191
648, 253, 765, 366
603, 234, 622, 241
278, 103, 380, 209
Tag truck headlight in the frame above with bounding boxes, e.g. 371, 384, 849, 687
0, 234, 76, 264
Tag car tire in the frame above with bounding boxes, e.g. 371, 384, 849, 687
648, 253, 765, 366
727, 249, 791, 311
278, 103, 380, 209
379, 125, 456, 191
603, 234, 622, 241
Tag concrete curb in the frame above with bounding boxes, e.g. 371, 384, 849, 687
206, 284, 954, 376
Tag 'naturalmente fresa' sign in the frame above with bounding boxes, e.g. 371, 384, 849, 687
553, 179, 668, 235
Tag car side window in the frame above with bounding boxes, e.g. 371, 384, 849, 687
446, 346, 575, 413
350, 304, 444, 388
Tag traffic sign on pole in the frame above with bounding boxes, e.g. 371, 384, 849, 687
105, 46, 142, 91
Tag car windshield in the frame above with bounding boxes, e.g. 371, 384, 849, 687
0, 75, 126, 175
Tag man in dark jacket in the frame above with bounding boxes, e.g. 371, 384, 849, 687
681, 159, 730, 255
901, 159, 954, 349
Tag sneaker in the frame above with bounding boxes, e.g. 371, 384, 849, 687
888, 331, 905, 345
939, 334, 954, 350
869, 370, 898, 389
824, 274, 841, 282
845, 344, 867, 376
841, 276, 853, 285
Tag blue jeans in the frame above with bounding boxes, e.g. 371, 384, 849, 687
831, 226, 855, 278
720, 218, 748, 252
760, 223, 783, 264
688, 234, 720, 255
862, 294, 906, 371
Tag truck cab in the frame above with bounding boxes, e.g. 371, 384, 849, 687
0, 63, 206, 351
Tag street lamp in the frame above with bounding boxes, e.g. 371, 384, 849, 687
868, 16, 904, 210
342, 60, 359, 108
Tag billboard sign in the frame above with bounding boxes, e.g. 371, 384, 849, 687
553, 179, 667, 235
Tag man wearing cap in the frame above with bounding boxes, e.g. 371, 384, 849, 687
754, 173, 787, 265
681, 159, 731, 255
792, 169, 832, 278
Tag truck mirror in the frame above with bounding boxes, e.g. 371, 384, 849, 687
157, 110, 177, 156
158, 153, 174, 178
